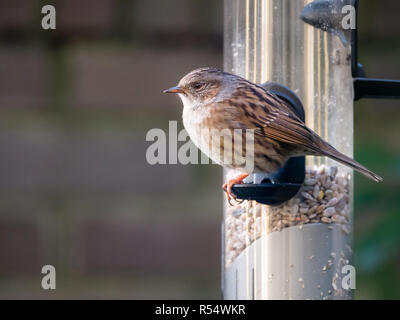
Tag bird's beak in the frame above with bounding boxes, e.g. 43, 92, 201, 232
163, 86, 184, 94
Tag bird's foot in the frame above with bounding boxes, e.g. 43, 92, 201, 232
222, 173, 249, 206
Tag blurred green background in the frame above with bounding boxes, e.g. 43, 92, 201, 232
0, 0, 398, 299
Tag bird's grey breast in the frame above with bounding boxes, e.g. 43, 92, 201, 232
182, 103, 212, 151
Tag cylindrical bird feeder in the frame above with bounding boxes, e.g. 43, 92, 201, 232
222, 0, 353, 299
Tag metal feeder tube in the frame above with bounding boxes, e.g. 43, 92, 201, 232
222, 0, 354, 300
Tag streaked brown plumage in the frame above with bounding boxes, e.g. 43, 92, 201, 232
164, 67, 383, 201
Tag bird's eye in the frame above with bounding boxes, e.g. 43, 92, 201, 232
192, 82, 204, 90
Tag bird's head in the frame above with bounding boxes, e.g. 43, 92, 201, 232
163, 67, 233, 110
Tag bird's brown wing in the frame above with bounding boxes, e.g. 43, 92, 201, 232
237, 90, 321, 153
229, 85, 383, 182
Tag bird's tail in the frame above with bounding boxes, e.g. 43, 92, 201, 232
317, 142, 383, 183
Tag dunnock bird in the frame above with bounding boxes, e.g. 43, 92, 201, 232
164, 67, 382, 203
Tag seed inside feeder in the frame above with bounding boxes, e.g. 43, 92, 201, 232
224, 165, 351, 267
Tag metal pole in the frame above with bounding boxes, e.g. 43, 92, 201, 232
222, 0, 353, 300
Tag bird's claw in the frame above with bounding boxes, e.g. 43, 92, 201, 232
225, 193, 244, 206
222, 173, 249, 206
